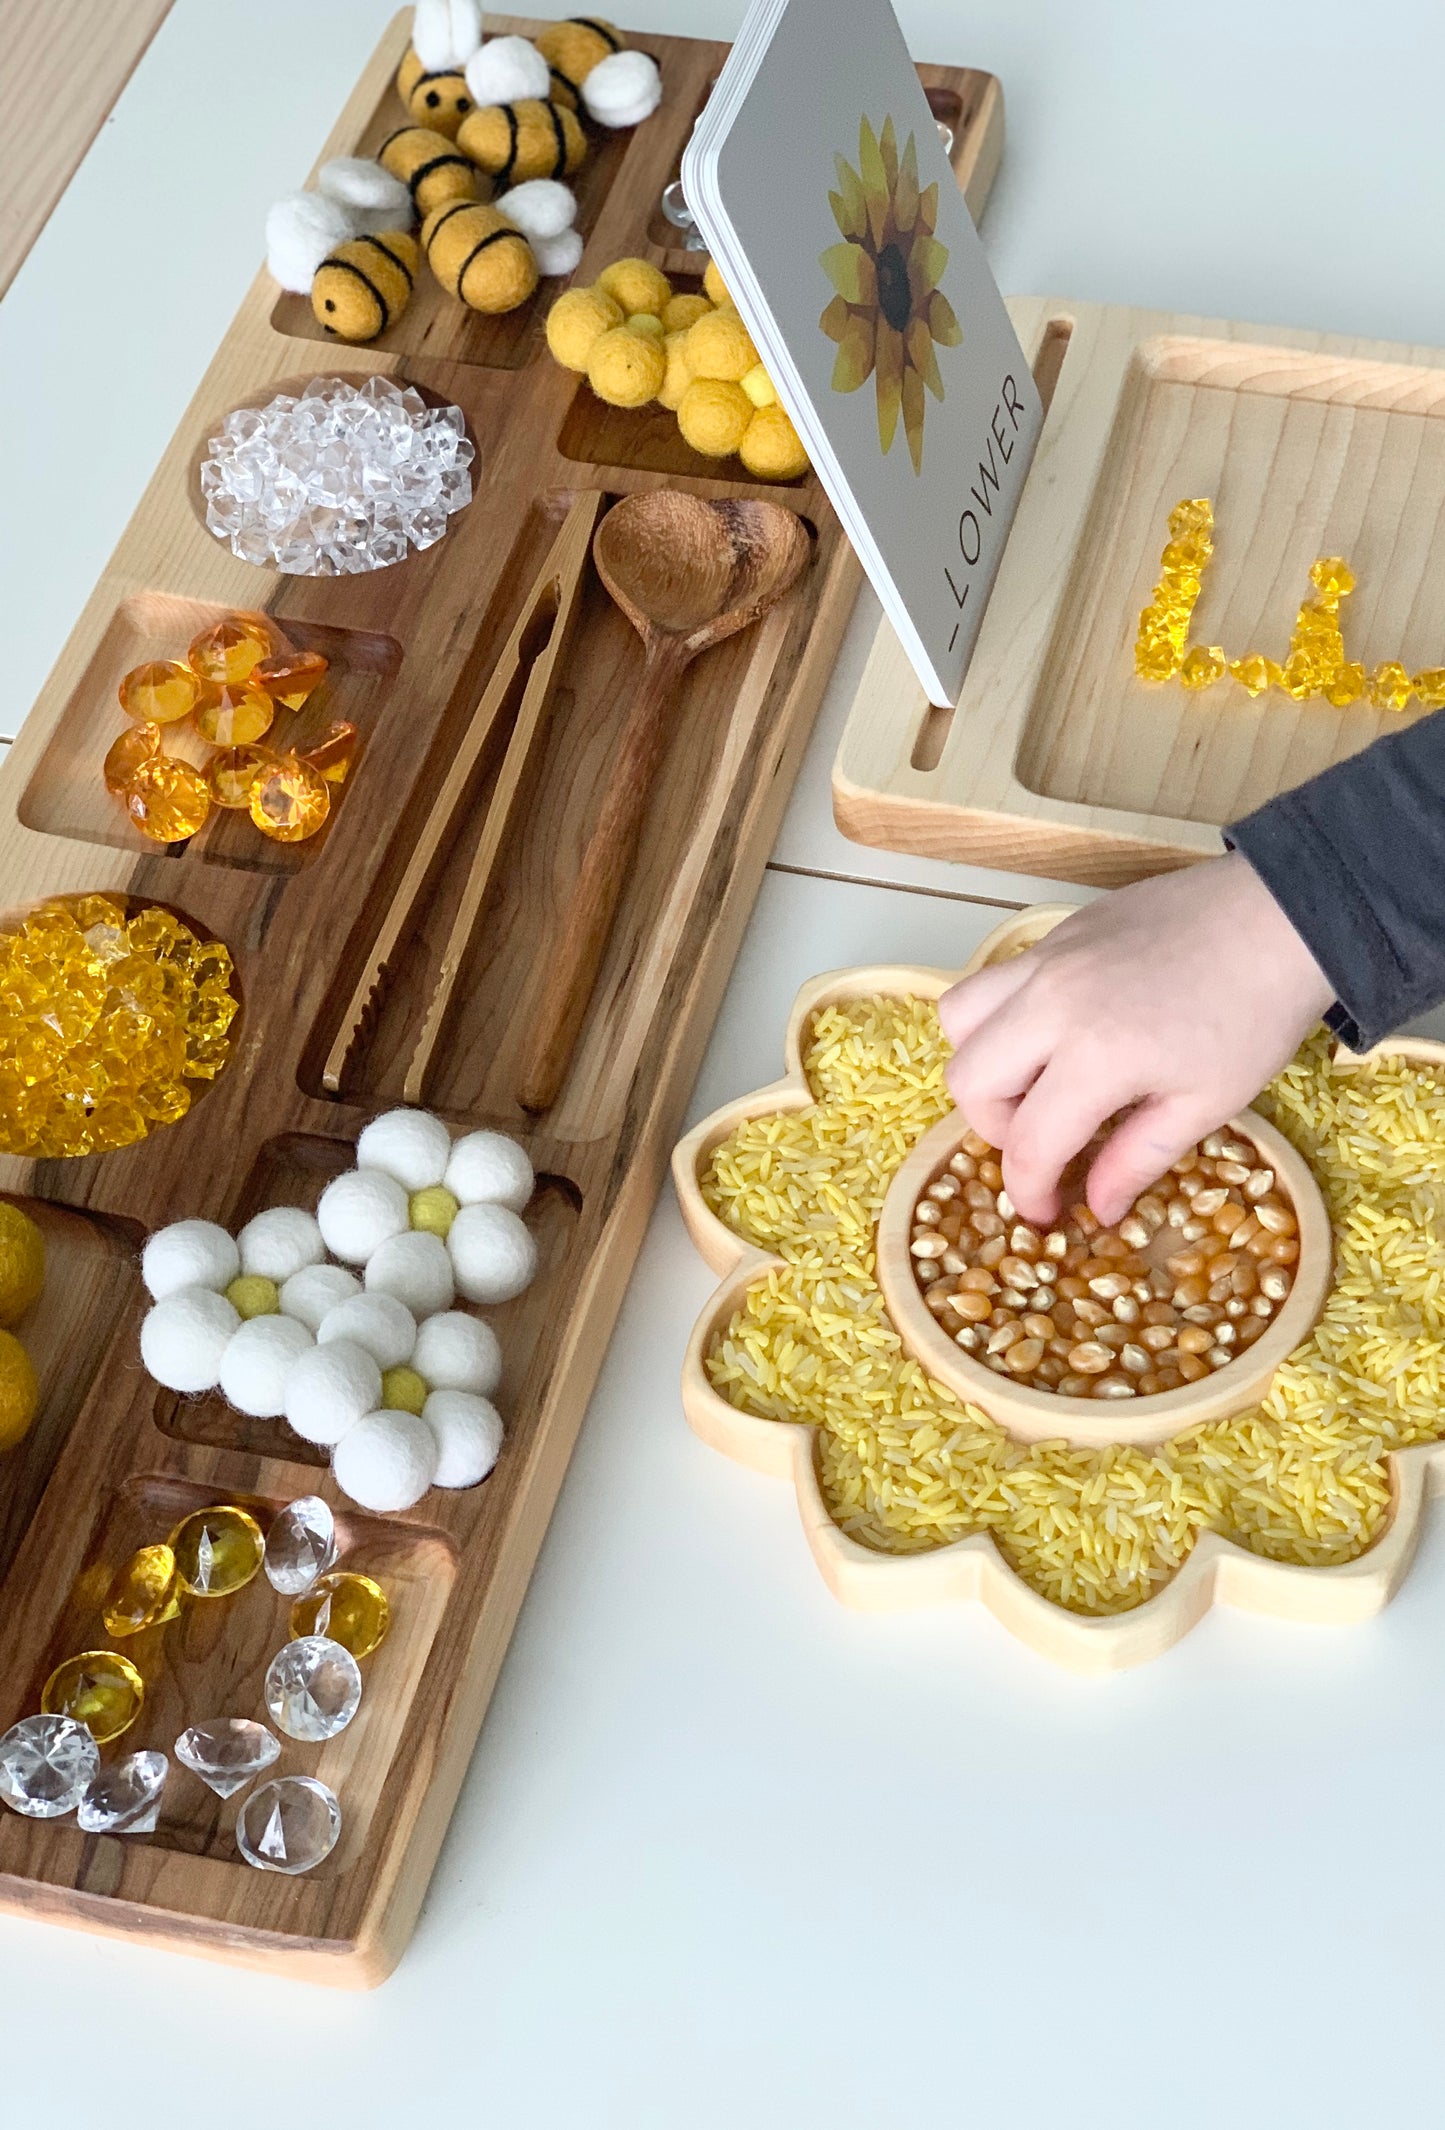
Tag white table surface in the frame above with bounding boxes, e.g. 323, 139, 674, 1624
5, 3, 1445, 2121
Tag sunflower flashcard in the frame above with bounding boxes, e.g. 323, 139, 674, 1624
683, 0, 1042, 705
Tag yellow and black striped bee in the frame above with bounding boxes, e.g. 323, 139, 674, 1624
310, 231, 419, 343
395, 47, 474, 139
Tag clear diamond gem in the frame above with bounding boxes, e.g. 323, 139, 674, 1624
264, 1636, 361, 1743
0, 1714, 99, 1817
236, 1776, 341, 1875
264, 1496, 338, 1596
174, 1717, 280, 1798
77, 1750, 168, 1835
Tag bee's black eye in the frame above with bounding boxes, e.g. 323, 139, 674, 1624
426, 90, 439, 106
324, 298, 335, 311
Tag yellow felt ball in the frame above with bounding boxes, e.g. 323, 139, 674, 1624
662, 292, 712, 334
683, 307, 757, 382
379, 125, 479, 217
380, 1364, 429, 1416
396, 48, 474, 137
677, 377, 752, 457
409, 1185, 459, 1237
226, 1274, 280, 1321
739, 403, 811, 480
0, 1330, 38, 1452
740, 362, 778, 408
423, 200, 538, 312
587, 325, 667, 407
311, 231, 419, 343
596, 257, 673, 319
658, 329, 693, 411
702, 257, 732, 308
628, 311, 664, 339
457, 99, 587, 183
534, 17, 624, 108
0, 1204, 44, 1327
546, 283, 625, 369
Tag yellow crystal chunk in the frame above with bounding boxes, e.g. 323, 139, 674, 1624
187, 615, 272, 685
1309, 556, 1355, 602
1178, 645, 1226, 689
193, 684, 275, 748
125, 757, 211, 844
42, 1649, 145, 1744
1369, 661, 1414, 710
1413, 667, 1445, 710
103, 1543, 180, 1636
1167, 497, 1213, 539
250, 757, 330, 843
207, 744, 277, 810
1229, 654, 1283, 698
118, 660, 201, 725
170, 1504, 264, 1598
290, 1571, 391, 1659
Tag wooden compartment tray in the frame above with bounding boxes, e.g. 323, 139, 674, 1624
833, 298, 1445, 885
0, 12, 1001, 1981
673, 906, 1445, 1673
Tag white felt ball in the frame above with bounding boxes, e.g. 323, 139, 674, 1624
445, 1129, 534, 1213
283, 1338, 382, 1447
316, 1292, 417, 1371
316, 1168, 410, 1264
530, 228, 584, 278
318, 156, 411, 218
141, 1220, 239, 1302
499, 178, 577, 240
332, 1409, 438, 1513
447, 1202, 538, 1303
218, 1314, 314, 1418
355, 1108, 451, 1192
364, 1230, 455, 1317
581, 49, 662, 127
423, 1389, 503, 1488
412, 0, 482, 71
140, 1288, 241, 1394
265, 191, 356, 293
465, 33, 550, 106
278, 1262, 363, 1333
410, 1310, 502, 1398
236, 1205, 325, 1283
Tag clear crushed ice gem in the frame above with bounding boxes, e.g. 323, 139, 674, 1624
0, 1714, 99, 1818
265, 1635, 362, 1743
174, 1717, 280, 1798
78, 1750, 168, 1835
264, 1496, 338, 1596
202, 376, 474, 576
236, 1776, 341, 1875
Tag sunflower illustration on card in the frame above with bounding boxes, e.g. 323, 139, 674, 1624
820, 115, 962, 474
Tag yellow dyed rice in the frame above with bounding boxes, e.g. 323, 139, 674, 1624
701, 998, 1445, 1615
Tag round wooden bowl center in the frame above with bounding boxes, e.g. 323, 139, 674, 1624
876, 1109, 1333, 1449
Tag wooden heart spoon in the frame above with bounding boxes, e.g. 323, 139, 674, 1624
517, 491, 811, 1114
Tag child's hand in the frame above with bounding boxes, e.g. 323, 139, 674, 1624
938, 853, 1334, 1228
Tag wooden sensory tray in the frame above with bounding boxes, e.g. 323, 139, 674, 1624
0, 12, 1001, 1983
833, 299, 1445, 886
673, 906, 1445, 1674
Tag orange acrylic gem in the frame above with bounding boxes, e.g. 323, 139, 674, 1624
250, 756, 330, 842
187, 614, 272, 685
207, 744, 277, 809
125, 757, 212, 843
103, 721, 161, 795
253, 649, 328, 709
192, 684, 275, 746
300, 721, 358, 786
118, 660, 200, 724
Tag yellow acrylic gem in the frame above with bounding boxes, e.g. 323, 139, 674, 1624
299, 721, 358, 787
380, 1364, 428, 1415
252, 649, 329, 709
42, 1649, 145, 1744
1178, 645, 1226, 689
1369, 661, 1414, 710
290, 1571, 391, 1659
188, 615, 272, 685
1229, 654, 1283, 698
102, 722, 161, 797
206, 744, 277, 809
1413, 667, 1445, 710
226, 1274, 279, 1319
250, 757, 330, 843
170, 1504, 264, 1597
125, 757, 211, 844
1310, 556, 1355, 602
102, 1543, 180, 1636
118, 660, 201, 725
1168, 497, 1213, 539
408, 1185, 458, 1237
193, 684, 275, 748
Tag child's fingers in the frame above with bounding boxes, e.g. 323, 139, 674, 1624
998, 1056, 1129, 1225
937, 956, 1032, 1050
943, 1006, 1056, 1155
1083, 1095, 1214, 1228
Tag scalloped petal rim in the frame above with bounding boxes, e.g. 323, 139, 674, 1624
670, 909, 1445, 1673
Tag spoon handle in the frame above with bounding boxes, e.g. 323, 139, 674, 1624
518, 638, 690, 1113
